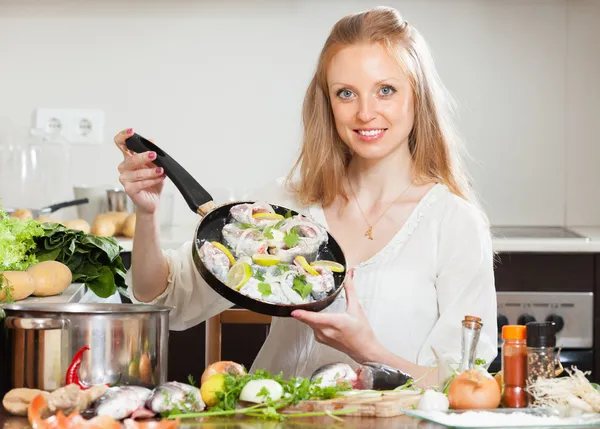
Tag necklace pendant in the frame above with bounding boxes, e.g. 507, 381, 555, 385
365, 226, 374, 240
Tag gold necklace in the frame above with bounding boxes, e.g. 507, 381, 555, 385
348, 178, 414, 240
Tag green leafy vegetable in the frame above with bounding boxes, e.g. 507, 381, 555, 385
187, 374, 196, 386
284, 210, 293, 219
254, 270, 266, 282
167, 369, 354, 422
34, 223, 128, 298
273, 219, 285, 230
292, 275, 312, 299
263, 227, 274, 240
0, 206, 128, 300
0, 210, 43, 272
258, 282, 272, 297
0, 276, 14, 305
272, 263, 290, 277
284, 227, 299, 248
238, 223, 255, 230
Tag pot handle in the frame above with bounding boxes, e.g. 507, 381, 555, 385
5, 317, 66, 330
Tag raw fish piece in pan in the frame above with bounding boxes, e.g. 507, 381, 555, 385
229, 202, 280, 228
279, 271, 314, 304
198, 241, 231, 283
282, 215, 328, 243
146, 381, 205, 415
304, 267, 335, 300
239, 278, 292, 304
222, 223, 268, 258
269, 239, 321, 263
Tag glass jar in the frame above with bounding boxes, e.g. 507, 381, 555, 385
501, 325, 528, 408
526, 322, 557, 394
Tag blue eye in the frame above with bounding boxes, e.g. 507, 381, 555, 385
380, 85, 396, 96
337, 89, 354, 99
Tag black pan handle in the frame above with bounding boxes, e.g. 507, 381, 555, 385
125, 133, 215, 215
44, 198, 90, 213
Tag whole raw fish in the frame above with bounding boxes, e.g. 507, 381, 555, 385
354, 362, 413, 390
310, 363, 358, 388
146, 381, 205, 415
91, 386, 152, 420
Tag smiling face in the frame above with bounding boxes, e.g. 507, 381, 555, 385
327, 42, 415, 161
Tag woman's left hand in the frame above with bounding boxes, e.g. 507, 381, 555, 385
291, 269, 382, 364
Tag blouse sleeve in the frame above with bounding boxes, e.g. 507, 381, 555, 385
127, 240, 235, 331
416, 197, 498, 368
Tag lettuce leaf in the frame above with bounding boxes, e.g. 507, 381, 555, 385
0, 209, 43, 272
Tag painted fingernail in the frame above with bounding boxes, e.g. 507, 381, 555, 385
126, 128, 133, 134
148, 152, 156, 159
156, 167, 163, 174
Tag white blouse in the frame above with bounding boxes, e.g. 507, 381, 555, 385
127, 180, 498, 379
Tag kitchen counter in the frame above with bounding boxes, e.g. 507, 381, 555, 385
2, 410, 600, 429
0, 411, 428, 429
0, 283, 86, 307
117, 225, 600, 254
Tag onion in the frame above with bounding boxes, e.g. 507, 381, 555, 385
239, 379, 283, 403
201, 361, 246, 385
448, 368, 501, 410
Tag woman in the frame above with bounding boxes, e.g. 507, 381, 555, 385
114, 6, 497, 386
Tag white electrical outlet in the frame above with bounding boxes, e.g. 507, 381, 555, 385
33, 108, 105, 145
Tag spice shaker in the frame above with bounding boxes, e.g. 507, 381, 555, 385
526, 322, 556, 389
458, 315, 483, 372
501, 325, 528, 408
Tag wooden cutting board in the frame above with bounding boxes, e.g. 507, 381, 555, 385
280, 390, 423, 418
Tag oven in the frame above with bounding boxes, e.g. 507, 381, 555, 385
488, 291, 594, 380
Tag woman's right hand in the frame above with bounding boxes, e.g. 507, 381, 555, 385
114, 128, 167, 215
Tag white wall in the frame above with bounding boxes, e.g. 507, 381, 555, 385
0, 0, 598, 228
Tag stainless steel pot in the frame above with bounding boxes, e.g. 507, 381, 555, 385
0, 303, 171, 397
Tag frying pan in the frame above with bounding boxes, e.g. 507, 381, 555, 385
4, 198, 89, 219
125, 133, 347, 317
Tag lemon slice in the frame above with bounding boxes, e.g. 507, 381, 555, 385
294, 255, 320, 276
252, 212, 284, 220
211, 241, 235, 266
310, 260, 345, 273
226, 262, 252, 290
252, 253, 281, 266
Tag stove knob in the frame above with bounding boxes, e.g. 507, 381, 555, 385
517, 314, 536, 325
497, 314, 509, 332
545, 314, 564, 333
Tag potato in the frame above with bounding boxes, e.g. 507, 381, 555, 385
28, 261, 72, 297
0, 271, 36, 301
2, 388, 48, 416
91, 215, 117, 236
36, 215, 61, 224
120, 213, 136, 238
91, 211, 129, 237
10, 208, 33, 221
63, 218, 90, 233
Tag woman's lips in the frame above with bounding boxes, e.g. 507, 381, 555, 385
354, 128, 386, 142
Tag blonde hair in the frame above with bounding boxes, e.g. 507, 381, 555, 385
286, 6, 483, 216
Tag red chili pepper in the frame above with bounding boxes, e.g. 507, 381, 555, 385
65, 345, 111, 389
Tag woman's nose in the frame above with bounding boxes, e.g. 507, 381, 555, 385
356, 97, 377, 122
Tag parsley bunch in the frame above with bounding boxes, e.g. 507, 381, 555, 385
166, 370, 356, 422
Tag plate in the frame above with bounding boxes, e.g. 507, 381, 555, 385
403, 408, 600, 428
